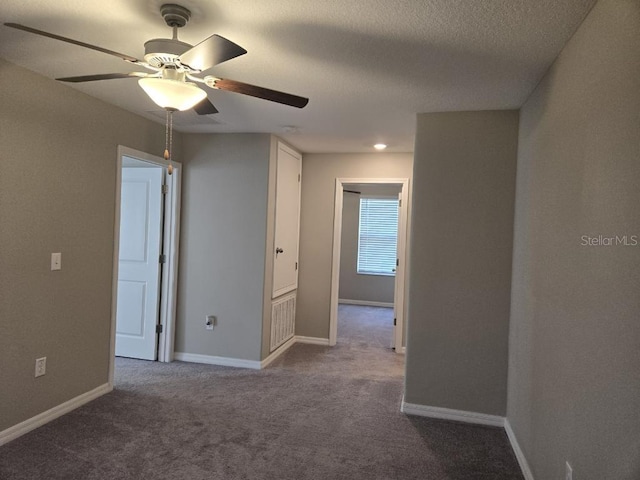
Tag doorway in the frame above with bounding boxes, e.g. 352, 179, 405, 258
329, 178, 410, 352
109, 146, 181, 381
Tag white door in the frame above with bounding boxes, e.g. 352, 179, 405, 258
115, 166, 164, 360
272, 143, 302, 298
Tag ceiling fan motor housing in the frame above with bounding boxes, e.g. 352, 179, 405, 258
145, 5, 194, 68
144, 38, 192, 68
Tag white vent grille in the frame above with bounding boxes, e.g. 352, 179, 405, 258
270, 293, 296, 352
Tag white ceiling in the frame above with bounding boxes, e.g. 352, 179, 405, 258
0, 0, 596, 153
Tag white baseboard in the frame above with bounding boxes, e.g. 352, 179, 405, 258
295, 335, 330, 346
401, 400, 505, 427
176, 336, 330, 370
261, 336, 297, 369
505, 419, 535, 480
0, 383, 112, 446
401, 401, 531, 479
174, 352, 261, 370
339, 299, 394, 308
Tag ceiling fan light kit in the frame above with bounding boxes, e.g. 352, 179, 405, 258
139, 77, 206, 111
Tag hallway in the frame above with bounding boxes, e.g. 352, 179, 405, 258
0, 305, 522, 479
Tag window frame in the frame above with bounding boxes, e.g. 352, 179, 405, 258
356, 195, 399, 277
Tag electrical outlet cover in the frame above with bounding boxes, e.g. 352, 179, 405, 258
35, 357, 46, 377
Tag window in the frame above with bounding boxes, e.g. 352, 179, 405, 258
357, 197, 399, 276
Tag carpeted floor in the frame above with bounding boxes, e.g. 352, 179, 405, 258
0, 305, 524, 479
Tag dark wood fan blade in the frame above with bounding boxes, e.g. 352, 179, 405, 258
193, 98, 219, 115
213, 79, 309, 108
4, 23, 142, 64
179, 34, 246, 72
56, 73, 144, 82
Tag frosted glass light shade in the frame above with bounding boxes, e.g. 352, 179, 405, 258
139, 78, 207, 111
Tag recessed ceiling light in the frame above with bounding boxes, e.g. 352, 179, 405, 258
374, 143, 387, 150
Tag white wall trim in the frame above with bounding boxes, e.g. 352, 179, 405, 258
401, 400, 505, 427
261, 336, 297, 368
401, 401, 531, 479
339, 299, 394, 308
295, 335, 330, 346
176, 336, 330, 370
174, 352, 262, 370
397, 346, 406, 354
505, 419, 535, 480
329, 179, 344, 347
158, 157, 182, 363
0, 383, 112, 446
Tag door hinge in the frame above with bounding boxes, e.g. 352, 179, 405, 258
162, 184, 168, 194
295, 261, 298, 270
394, 318, 397, 326
159, 254, 166, 264
298, 173, 301, 182
156, 324, 163, 334
396, 258, 399, 267
399, 199, 402, 207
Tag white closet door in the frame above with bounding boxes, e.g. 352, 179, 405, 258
115, 167, 164, 360
272, 143, 302, 298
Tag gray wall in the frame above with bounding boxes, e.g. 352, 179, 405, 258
405, 110, 518, 416
177, 133, 272, 362
0, 59, 172, 431
297, 153, 413, 339
339, 185, 401, 304
507, 0, 640, 478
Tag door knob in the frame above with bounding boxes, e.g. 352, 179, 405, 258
275, 247, 284, 256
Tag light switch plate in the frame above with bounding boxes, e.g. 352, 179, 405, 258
51, 253, 61, 271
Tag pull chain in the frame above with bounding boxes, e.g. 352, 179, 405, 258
164, 109, 174, 175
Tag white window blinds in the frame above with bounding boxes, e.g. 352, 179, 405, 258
357, 197, 399, 276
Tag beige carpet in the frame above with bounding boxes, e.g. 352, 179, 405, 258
0, 305, 523, 479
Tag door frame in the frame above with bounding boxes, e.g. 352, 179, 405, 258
329, 177, 410, 351
109, 146, 182, 384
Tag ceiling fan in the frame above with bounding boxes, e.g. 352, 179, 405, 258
4, 3, 309, 115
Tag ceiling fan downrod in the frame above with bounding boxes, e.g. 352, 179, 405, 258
160, 4, 190, 42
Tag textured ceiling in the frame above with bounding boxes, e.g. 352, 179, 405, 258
0, 0, 596, 153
